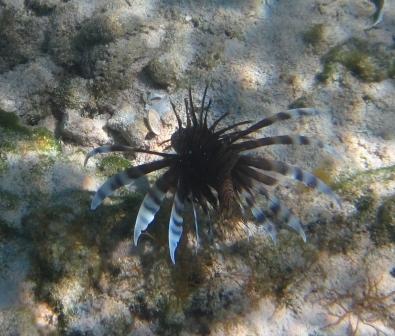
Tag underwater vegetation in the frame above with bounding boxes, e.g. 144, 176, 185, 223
86, 87, 340, 263
318, 38, 395, 83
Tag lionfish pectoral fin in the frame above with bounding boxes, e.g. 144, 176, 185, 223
241, 191, 278, 243
134, 170, 172, 245
84, 145, 135, 167
191, 199, 200, 251
251, 207, 278, 243
91, 159, 172, 211
256, 186, 306, 242
244, 156, 341, 208
287, 216, 306, 242
168, 184, 185, 264
230, 108, 319, 142
91, 170, 137, 210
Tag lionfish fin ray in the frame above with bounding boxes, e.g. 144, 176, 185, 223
84, 145, 135, 167
91, 159, 171, 210
168, 181, 186, 264
232, 135, 322, 152
243, 156, 341, 206
240, 190, 278, 243
255, 186, 306, 242
230, 108, 319, 143
134, 169, 174, 245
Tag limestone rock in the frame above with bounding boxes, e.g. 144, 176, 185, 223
106, 104, 147, 147
61, 109, 109, 146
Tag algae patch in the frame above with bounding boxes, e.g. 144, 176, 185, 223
372, 196, 395, 246
333, 165, 395, 247
0, 110, 31, 135
97, 154, 131, 176
0, 110, 61, 154
302, 24, 328, 53
318, 38, 395, 83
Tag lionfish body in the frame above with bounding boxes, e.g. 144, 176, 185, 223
86, 87, 340, 263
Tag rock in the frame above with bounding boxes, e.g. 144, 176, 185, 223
47, 2, 87, 67
106, 104, 147, 147
146, 91, 172, 117
53, 76, 92, 111
65, 296, 133, 336
144, 22, 194, 88
81, 29, 166, 96
0, 57, 62, 124
61, 109, 109, 146
25, 0, 60, 16
0, 6, 48, 73
76, 11, 125, 47
146, 109, 162, 135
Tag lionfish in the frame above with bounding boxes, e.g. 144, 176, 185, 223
85, 87, 340, 263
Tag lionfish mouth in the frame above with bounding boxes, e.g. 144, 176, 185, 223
86, 86, 341, 264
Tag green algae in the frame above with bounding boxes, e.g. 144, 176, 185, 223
0, 154, 8, 174
76, 14, 125, 48
288, 96, 313, 109
333, 165, 395, 199
53, 77, 91, 110
97, 154, 130, 176
371, 195, 395, 246
0, 110, 30, 134
318, 38, 395, 83
0, 110, 61, 154
25, 0, 58, 16
332, 165, 395, 247
31, 128, 62, 153
303, 24, 327, 52
24, 189, 145, 283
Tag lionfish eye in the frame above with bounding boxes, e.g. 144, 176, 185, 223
87, 87, 341, 264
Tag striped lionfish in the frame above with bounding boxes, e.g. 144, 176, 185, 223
85, 87, 340, 264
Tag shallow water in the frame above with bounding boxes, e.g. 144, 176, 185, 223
0, 0, 394, 335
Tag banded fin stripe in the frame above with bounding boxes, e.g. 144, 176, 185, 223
232, 135, 322, 152
209, 112, 230, 131
134, 169, 174, 245
215, 120, 253, 137
191, 199, 200, 250
169, 182, 186, 264
236, 162, 278, 186
85, 145, 135, 167
241, 190, 277, 243
242, 156, 341, 206
230, 108, 319, 143
255, 186, 306, 242
84, 145, 176, 167
91, 159, 172, 210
